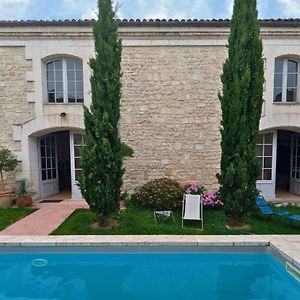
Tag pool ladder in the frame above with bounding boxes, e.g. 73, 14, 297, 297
286, 261, 300, 282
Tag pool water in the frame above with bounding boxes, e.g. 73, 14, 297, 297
0, 251, 299, 300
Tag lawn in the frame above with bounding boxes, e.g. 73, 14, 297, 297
0, 207, 36, 231
52, 205, 300, 235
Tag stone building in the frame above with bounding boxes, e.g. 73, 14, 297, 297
0, 19, 300, 200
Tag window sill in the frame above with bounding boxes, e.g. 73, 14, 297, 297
273, 102, 300, 105
256, 180, 273, 184
43, 103, 84, 106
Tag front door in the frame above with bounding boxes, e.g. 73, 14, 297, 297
290, 134, 300, 195
70, 132, 84, 199
39, 135, 59, 198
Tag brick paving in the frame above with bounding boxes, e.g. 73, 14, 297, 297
0, 200, 88, 235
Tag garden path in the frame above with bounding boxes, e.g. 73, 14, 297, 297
0, 200, 88, 235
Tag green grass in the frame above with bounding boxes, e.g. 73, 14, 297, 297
52, 205, 300, 235
0, 207, 36, 231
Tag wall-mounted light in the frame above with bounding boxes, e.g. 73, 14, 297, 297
60, 112, 67, 118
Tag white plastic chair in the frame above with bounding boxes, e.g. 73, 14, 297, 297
182, 194, 203, 230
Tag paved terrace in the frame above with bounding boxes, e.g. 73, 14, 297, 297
0, 235, 299, 269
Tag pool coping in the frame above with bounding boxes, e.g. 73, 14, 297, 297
0, 235, 299, 269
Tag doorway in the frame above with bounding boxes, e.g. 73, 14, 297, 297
276, 130, 292, 193
276, 130, 300, 197
56, 131, 71, 195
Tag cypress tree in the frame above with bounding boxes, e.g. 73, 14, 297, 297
78, 0, 123, 217
218, 0, 264, 223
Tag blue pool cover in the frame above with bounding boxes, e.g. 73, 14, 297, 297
0, 251, 299, 299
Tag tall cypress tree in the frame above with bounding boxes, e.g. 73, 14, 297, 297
78, 0, 123, 217
218, 0, 264, 223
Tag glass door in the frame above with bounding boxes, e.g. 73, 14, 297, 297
70, 132, 84, 199
39, 134, 59, 198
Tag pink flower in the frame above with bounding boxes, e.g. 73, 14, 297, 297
184, 181, 206, 195
202, 190, 224, 208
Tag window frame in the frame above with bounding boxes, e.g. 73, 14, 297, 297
273, 58, 300, 103
44, 57, 84, 104
40, 135, 57, 182
257, 133, 274, 182
291, 134, 300, 181
73, 133, 85, 182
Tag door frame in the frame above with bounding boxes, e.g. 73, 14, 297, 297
289, 133, 300, 195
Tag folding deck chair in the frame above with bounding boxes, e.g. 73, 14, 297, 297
182, 194, 203, 231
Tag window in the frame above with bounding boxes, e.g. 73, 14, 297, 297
257, 133, 273, 181
273, 58, 299, 103
46, 58, 84, 103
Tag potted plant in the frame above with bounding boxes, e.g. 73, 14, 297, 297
12, 179, 36, 207
0, 147, 18, 207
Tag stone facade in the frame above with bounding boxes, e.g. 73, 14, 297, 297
121, 46, 226, 190
0, 19, 300, 198
0, 47, 34, 188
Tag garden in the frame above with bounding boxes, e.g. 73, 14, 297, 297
53, 178, 300, 235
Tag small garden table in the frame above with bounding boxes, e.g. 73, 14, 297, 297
154, 210, 175, 225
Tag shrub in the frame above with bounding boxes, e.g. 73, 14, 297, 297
132, 178, 184, 210
184, 181, 206, 195
202, 190, 224, 208
0, 146, 18, 190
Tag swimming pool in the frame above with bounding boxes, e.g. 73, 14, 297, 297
0, 247, 299, 300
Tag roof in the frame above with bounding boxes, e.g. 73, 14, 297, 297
0, 18, 300, 27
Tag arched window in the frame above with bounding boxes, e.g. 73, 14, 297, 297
274, 58, 300, 103
46, 58, 84, 103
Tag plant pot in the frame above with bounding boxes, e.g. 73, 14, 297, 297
16, 197, 33, 208
0, 189, 13, 207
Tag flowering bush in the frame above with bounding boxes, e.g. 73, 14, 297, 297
202, 190, 224, 208
132, 178, 184, 210
184, 181, 206, 195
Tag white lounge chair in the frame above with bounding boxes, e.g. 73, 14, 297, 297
182, 194, 203, 230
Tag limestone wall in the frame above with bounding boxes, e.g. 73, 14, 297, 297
0, 47, 34, 188
0, 42, 226, 193
121, 46, 226, 191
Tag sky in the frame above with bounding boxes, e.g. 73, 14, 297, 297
0, 0, 300, 21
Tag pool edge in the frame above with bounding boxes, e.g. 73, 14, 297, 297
0, 235, 298, 269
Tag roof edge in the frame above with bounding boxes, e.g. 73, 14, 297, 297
0, 18, 300, 27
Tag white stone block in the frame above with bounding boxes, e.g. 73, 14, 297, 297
12, 125, 22, 141
27, 92, 36, 103
26, 71, 34, 82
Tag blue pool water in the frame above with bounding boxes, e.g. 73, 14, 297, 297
0, 250, 299, 300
